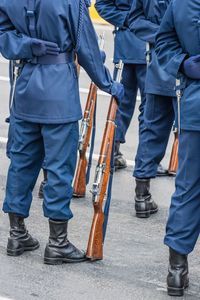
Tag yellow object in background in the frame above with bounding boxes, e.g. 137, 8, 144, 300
89, 1, 110, 25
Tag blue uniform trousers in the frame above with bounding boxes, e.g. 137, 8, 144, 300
3, 118, 78, 221
114, 63, 146, 143
134, 94, 176, 178
6, 113, 15, 159
165, 130, 200, 255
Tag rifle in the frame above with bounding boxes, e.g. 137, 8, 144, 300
86, 60, 124, 260
73, 83, 98, 197
168, 129, 178, 175
10, 60, 21, 109
146, 42, 151, 66
73, 33, 105, 197
168, 77, 183, 175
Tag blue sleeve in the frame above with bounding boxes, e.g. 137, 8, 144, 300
95, 0, 128, 28
0, 3, 33, 60
68, 0, 114, 94
129, 0, 159, 44
155, 2, 187, 78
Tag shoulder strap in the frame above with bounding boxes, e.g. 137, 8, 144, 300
27, 0, 37, 38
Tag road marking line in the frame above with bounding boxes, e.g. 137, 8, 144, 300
0, 136, 134, 167
0, 76, 9, 82
0, 137, 8, 144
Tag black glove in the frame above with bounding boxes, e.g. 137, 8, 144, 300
30, 38, 60, 56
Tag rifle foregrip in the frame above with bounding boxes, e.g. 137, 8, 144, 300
168, 132, 179, 174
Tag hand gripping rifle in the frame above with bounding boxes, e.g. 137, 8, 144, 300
73, 33, 105, 197
86, 60, 124, 260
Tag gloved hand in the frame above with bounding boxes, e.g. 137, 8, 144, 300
111, 81, 124, 104
30, 38, 60, 57
182, 54, 200, 79
100, 50, 106, 64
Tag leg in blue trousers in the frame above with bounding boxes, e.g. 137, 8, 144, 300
165, 130, 200, 255
164, 130, 200, 296
134, 94, 175, 179
3, 118, 44, 256
3, 118, 86, 262
41, 122, 79, 221
114, 63, 146, 169
3, 119, 78, 220
3, 119, 44, 217
6, 112, 15, 159
133, 94, 176, 218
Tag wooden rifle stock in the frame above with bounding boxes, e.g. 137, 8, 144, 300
73, 83, 98, 197
168, 130, 178, 175
73, 33, 105, 197
86, 60, 123, 260
86, 96, 117, 260
75, 56, 80, 77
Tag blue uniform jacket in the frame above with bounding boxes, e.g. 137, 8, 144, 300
156, 0, 200, 131
129, 0, 176, 96
0, 0, 114, 124
95, 0, 146, 64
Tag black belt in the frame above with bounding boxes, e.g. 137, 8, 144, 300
29, 52, 74, 65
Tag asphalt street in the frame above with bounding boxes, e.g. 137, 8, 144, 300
0, 25, 200, 300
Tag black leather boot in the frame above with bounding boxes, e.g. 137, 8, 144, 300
135, 178, 158, 218
114, 141, 127, 170
44, 219, 86, 265
156, 163, 169, 177
38, 169, 47, 199
167, 248, 189, 296
7, 213, 39, 256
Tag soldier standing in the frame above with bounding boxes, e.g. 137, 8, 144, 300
38, 0, 92, 198
95, 0, 168, 176
0, 0, 123, 264
128, 0, 177, 218
156, 0, 200, 296
95, 0, 146, 171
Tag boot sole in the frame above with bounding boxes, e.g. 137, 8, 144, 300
7, 243, 40, 256
168, 280, 189, 297
114, 166, 127, 171
72, 193, 85, 198
44, 256, 87, 265
156, 172, 169, 177
136, 207, 158, 218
